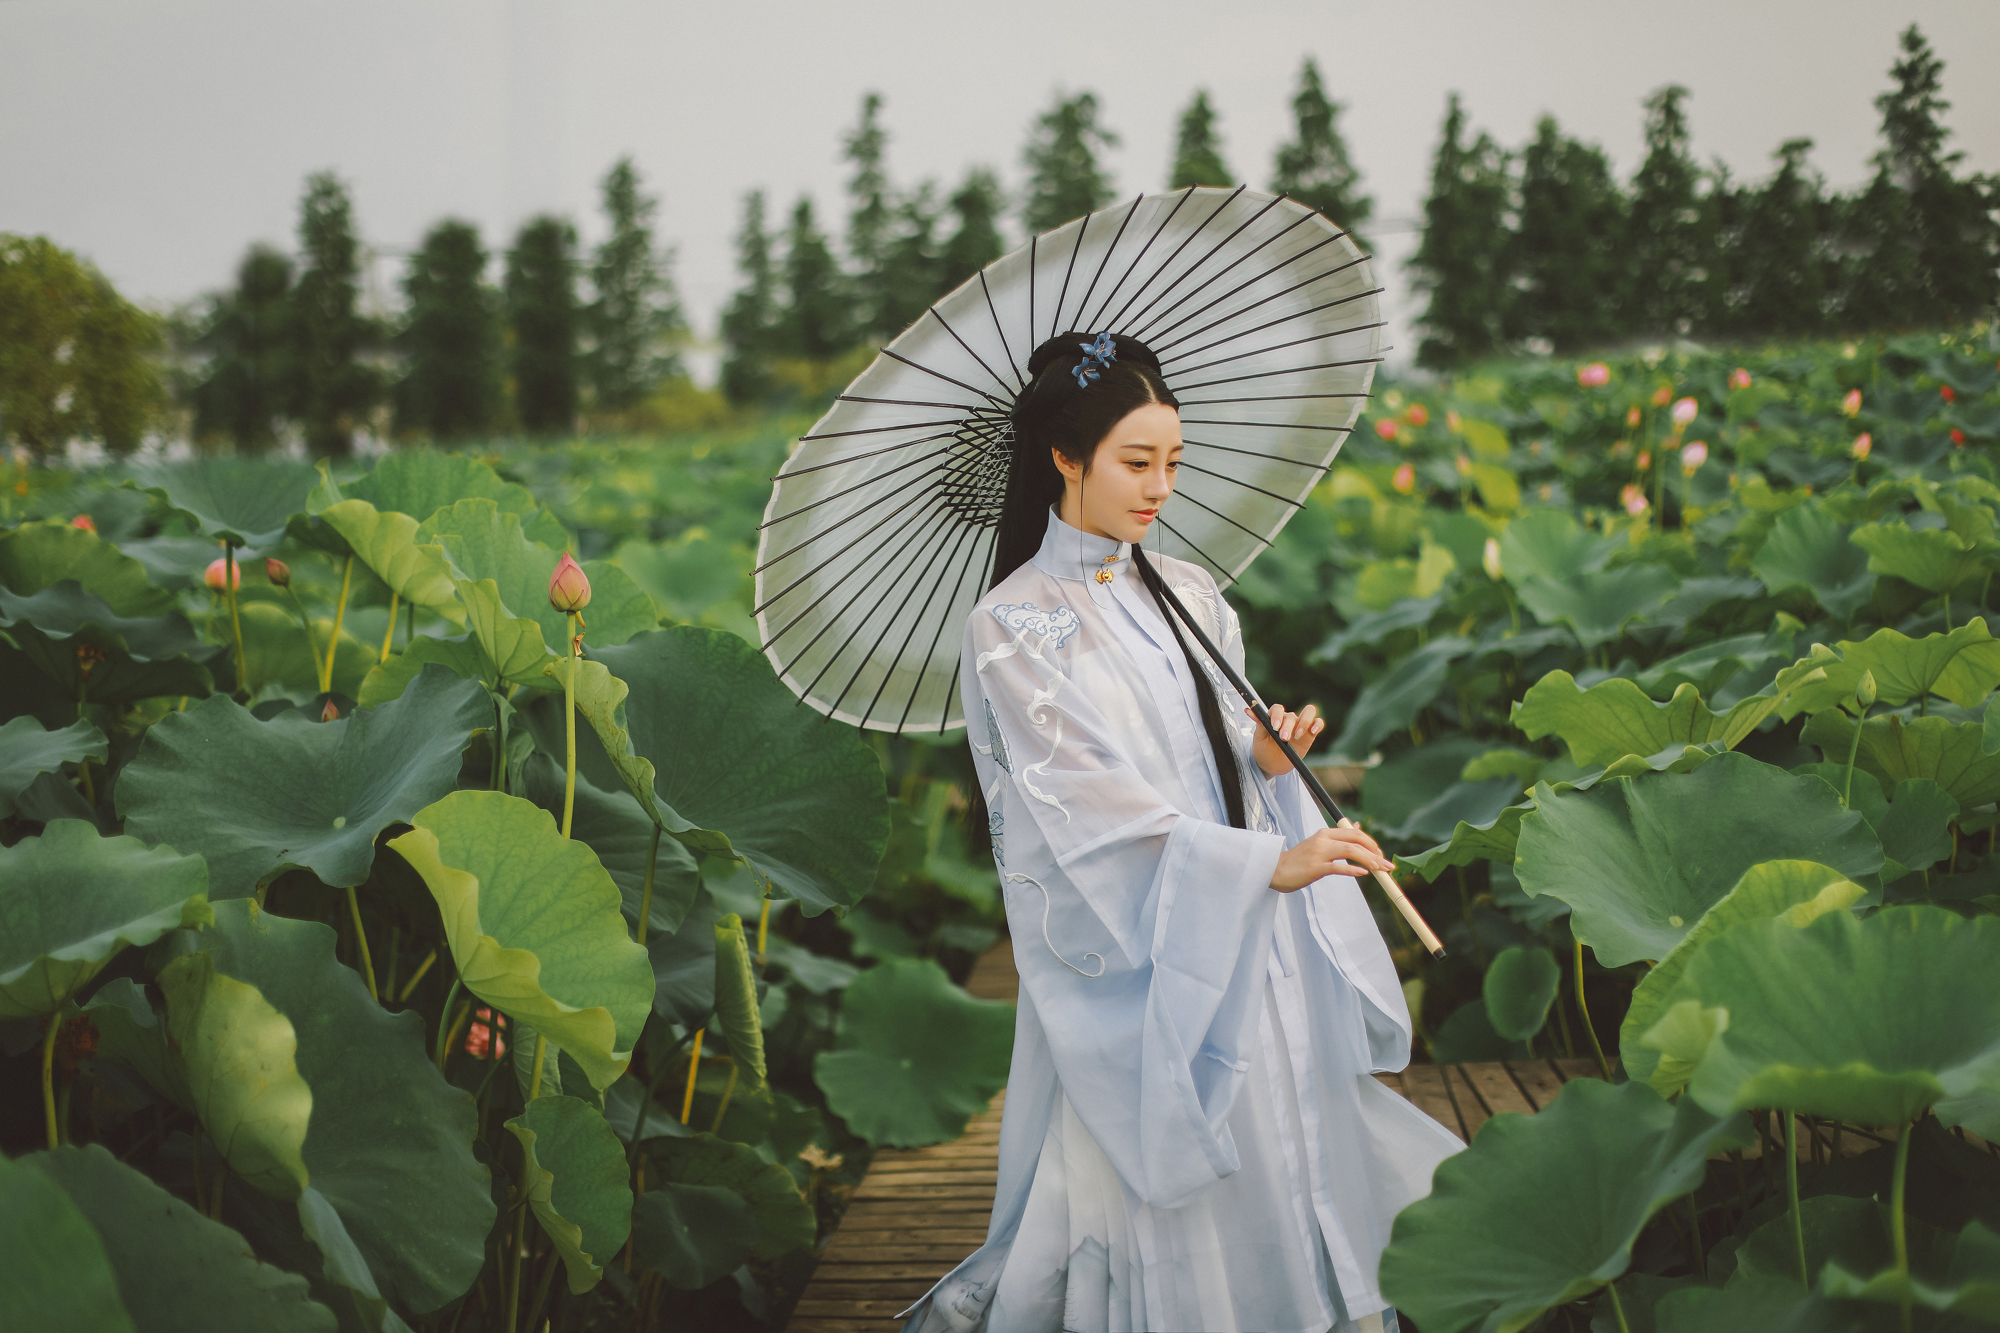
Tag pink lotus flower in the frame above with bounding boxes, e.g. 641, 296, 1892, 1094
1620, 483, 1650, 516
1625, 406, 1642, 428
1670, 397, 1699, 427
69, 514, 95, 533
465, 1007, 507, 1059
264, 557, 291, 588
1651, 386, 1673, 408
1841, 389, 1862, 417
204, 557, 240, 591
1636, 451, 1652, 471
1455, 454, 1472, 476
1577, 362, 1611, 388
1681, 441, 1708, 472
1728, 368, 1752, 390
1374, 418, 1399, 442
1851, 433, 1872, 460
1445, 410, 1462, 432
1391, 462, 1416, 495
548, 551, 592, 612
1406, 404, 1431, 427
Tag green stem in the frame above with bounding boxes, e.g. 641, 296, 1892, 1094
562, 612, 578, 838
288, 586, 325, 685
223, 543, 248, 695
1687, 1193, 1707, 1280
42, 1014, 59, 1150
636, 823, 661, 945
398, 948, 437, 1003
323, 557, 353, 693
378, 590, 399, 664
1843, 705, 1869, 807
1606, 1278, 1632, 1333
1893, 1121, 1912, 1333
505, 1199, 527, 1333
345, 887, 379, 1001
522, 1247, 560, 1333
1576, 939, 1612, 1080
1787, 1112, 1807, 1285
435, 977, 465, 1068
529, 1034, 548, 1101
490, 690, 507, 793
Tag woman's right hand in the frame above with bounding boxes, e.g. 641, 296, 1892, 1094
1270, 825, 1393, 891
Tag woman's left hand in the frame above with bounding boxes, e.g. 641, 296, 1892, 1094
1248, 702, 1325, 778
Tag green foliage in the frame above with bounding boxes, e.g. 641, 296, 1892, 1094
395, 219, 501, 442
189, 245, 297, 452
0, 1149, 136, 1331
1409, 94, 1512, 367
1270, 58, 1371, 241
504, 216, 580, 435
1021, 91, 1119, 234
1482, 945, 1559, 1041
1169, 90, 1231, 190
586, 157, 684, 414
0, 716, 106, 817
505, 1095, 632, 1294
291, 173, 381, 457
0, 234, 165, 456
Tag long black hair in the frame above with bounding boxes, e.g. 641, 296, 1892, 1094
985, 331, 1249, 830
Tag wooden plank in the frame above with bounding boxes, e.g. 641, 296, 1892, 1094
851, 1183, 996, 1202
789, 1320, 907, 1333
1460, 1062, 1536, 1119
817, 1244, 991, 1263
793, 1300, 925, 1317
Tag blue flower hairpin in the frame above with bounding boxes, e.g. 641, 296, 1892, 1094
1072, 330, 1118, 388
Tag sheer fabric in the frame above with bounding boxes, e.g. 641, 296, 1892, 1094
899, 509, 1461, 1333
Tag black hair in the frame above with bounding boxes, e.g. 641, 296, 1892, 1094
984, 331, 1249, 829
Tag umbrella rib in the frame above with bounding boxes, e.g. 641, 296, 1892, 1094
759, 450, 954, 529
1028, 234, 1038, 349
1131, 209, 1316, 340
1146, 234, 1345, 348
1166, 318, 1388, 375
1102, 185, 1237, 332
1081, 186, 1195, 335
792, 503, 966, 701
1177, 392, 1371, 405
928, 307, 1018, 399
763, 495, 956, 643
835, 394, 985, 411
1152, 512, 1236, 582
936, 667, 963, 735
1071, 195, 1145, 335
848, 513, 983, 730
1050, 210, 1092, 340
1120, 191, 1288, 335
897, 526, 992, 732
1153, 264, 1376, 355
977, 269, 1025, 388
1182, 436, 1333, 469
1179, 417, 1354, 433
1173, 355, 1385, 393
1176, 459, 1306, 506
1169, 485, 1280, 547
878, 347, 1007, 406
771, 429, 959, 482
799, 416, 967, 442
753, 460, 955, 573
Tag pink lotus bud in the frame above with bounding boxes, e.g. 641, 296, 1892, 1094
1406, 404, 1430, 427
1681, 441, 1708, 472
1577, 362, 1610, 388
204, 557, 240, 591
1482, 537, 1503, 580
1636, 451, 1652, 471
1851, 433, 1872, 460
1651, 386, 1673, 408
1446, 410, 1462, 432
69, 514, 96, 533
320, 698, 341, 722
1455, 454, 1472, 475
1620, 483, 1650, 516
548, 551, 592, 612
1374, 418, 1399, 442
1728, 368, 1752, 390
1391, 462, 1416, 495
1670, 397, 1698, 427
264, 557, 291, 588
1625, 406, 1642, 428
1841, 389, 1862, 417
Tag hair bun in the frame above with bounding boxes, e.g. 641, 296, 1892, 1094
1024, 330, 1163, 380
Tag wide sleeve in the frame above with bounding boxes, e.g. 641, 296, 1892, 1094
966, 602, 1287, 1208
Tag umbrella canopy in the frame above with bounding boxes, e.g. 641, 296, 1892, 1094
754, 185, 1384, 733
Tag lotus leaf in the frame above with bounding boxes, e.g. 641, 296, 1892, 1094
1430, 998, 1532, 1064
814, 958, 1012, 1147
120, 666, 486, 898
1378, 1078, 1752, 1333
20, 1144, 337, 1331
454, 577, 565, 689
1516, 753, 1882, 966
0, 716, 106, 817
648, 890, 721, 1024
83, 976, 192, 1109
1868, 778, 1960, 883
132, 457, 323, 549
1657, 906, 2000, 1134
316, 500, 461, 609
1307, 595, 1442, 664
1781, 621, 2000, 718
643, 1132, 816, 1261
1482, 946, 1559, 1042
0, 820, 211, 1017
343, 450, 543, 529
1516, 564, 1682, 650
1512, 664, 1819, 771
1822, 1219, 2000, 1321
355, 633, 493, 706
0, 1147, 134, 1331
1326, 635, 1472, 759
1397, 802, 1531, 882
1851, 521, 1989, 593
1498, 509, 1621, 584
504, 1095, 633, 1294
158, 951, 313, 1200
711, 912, 767, 1085
1633, 620, 1800, 702
0, 581, 223, 705
236, 600, 373, 698
1804, 710, 2000, 809
519, 760, 703, 937
1752, 503, 1876, 618
1655, 1276, 1890, 1333
1620, 860, 1866, 1093
630, 1182, 759, 1290
0, 519, 172, 615
1988, 694, 2000, 756
389, 790, 654, 1089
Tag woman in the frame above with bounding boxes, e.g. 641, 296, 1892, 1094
899, 331, 1461, 1333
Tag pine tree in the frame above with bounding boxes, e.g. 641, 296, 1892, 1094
0, 235, 165, 456
939, 169, 1006, 293
1626, 86, 1711, 335
1408, 94, 1513, 368
1505, 116, 1626, 352
1169, 91, 1232, 190
845, 92, 895, 341
191, 245, 296, 452
719, 190, 780, 404
586, 157, 684, 414
1270, 58, 1373, 244
877, 184, 944, 339
1733, 139, 1829, 335
777, 197, 847, 361
1022, 92, 1119, 235
504, 215, 579, 436
395, 219, 500, 441
292, 172, 380, 456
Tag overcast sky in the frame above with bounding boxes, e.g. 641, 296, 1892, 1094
4, 0, 1996, 378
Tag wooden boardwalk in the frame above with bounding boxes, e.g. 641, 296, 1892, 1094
785, 941, 1596, 1333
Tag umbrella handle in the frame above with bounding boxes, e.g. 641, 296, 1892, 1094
1129, 549, 1445, 958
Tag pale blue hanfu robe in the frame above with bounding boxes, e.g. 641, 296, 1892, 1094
898, 508, 1463, 1333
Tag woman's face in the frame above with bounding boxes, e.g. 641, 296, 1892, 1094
1053, 402, 1183, 544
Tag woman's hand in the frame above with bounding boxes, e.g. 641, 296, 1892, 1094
1247, 702, 1325, 778
1270, 824, 1391, 892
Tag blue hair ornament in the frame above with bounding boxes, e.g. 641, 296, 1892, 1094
1072, 330, 1118, 388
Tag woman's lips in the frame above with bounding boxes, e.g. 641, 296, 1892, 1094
1132, 509, 1158, 521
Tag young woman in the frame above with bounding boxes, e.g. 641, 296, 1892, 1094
899, 332, 1462, 1333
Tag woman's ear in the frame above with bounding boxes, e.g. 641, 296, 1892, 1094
1051, 447, 1083, 484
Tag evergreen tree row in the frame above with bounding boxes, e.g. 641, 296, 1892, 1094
187, 158, 684, 454
1410, 25, 2000, 367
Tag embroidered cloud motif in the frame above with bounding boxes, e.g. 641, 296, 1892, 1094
990, 601, 1080, 650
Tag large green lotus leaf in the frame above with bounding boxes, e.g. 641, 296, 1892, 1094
504, 1095, 633, 1295
1804, 710, 2000, 809
1378, 1078, 1752, 1333
1851, 521, 1989, 593
0, 821, 211, 1017
630, 1182, 759, 1290
1326, 635, 1472, 760
355, 634, 493, 706
590, 628, 890, 914
1512, 662, 1820, 771
162, 900, 494, 1313
0, 519, 172, 616
344, 450, 541, 527
119, 666, 484, 898
1516, 753, 1882, 967
1620, 860, 1867, 1094
1398, 802, 1531, 882
1633, 620, 1800, 702
1482, 946, 1559, 1042
0, 1147, 135, 1331
1782, 622, 2000, 719
0, 582, 224, 705
550, 655, 708, 841
1307, 595, 1443, 664
316, 500, 461, 610
1871, 779, 1960, 883
711, 913, 767, 1086
454, 578, 562, 689
1752, 503, 1877, 619
1817, 1214, 2000, 1320
389, 790, 654, 1090
1498, 508, 1621, 584
1656, 1276, 1892, 1333
814, 958, 1012, 1147
647, 891, 720, 1024
21, 1144, 337, 1331
1988, 694, 2000, 756
0, 716, 106, 817
1661, 906, 2000, 1133
643, 1132, 816, 1261
131, 457, 324, 549
237, 601, 374, 699
517, 758, 704, 937
83, 977, 194, 1118
1517, 564, 1681, 650
158, 951, 312, 1200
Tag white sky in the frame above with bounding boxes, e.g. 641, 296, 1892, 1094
4, 0, 1996, 378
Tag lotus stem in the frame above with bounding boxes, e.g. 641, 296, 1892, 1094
1575, 940, 1612, 1080
223, 543, 248, 694
346, 886, 379, 1001
529, 1034, 548, 1101
561, 612, 578, 839
288, 586, 325, 685
379, 590, 399, 664
636, 824, 660, 945
756, 896, 770, 964
710, 1056, 740, 1133
41, 1015, 59, 1150
1842, 705, 1868, 807
506, 1200, 527, 1333
1893, 1121, 1913, 1333
398, 947, 438, 1002
1687, 1194, 1706, 1279
435, 978, 465, 1068
680, 1029, 704, 1125
1786, 1112, 1806, 1285
522, 1248, 559, 1333
323, 556, 353, 693
1605, 1278, 1631, 1333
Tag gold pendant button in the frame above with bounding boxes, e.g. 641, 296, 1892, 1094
1095, 568, 1114, 584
